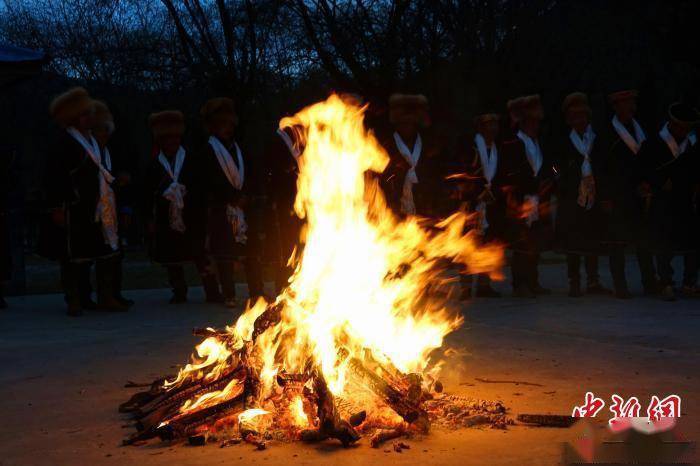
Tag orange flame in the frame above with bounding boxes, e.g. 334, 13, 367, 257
163, 94, 503, 419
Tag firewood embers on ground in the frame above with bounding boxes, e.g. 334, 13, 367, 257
120, 302, 511, 450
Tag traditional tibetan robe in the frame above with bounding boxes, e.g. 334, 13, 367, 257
639, 125, 699, 254
499, 133, 556, 252
380, 130, 454, 219
0, 147, 12, 281
596, 117, 648, 246
199, 136, 257, 259
455, 133, 506, 241
264, 128, 303, 268
554, 125, 605, 254
39, 129, 119, 262
143, 147, 198, 264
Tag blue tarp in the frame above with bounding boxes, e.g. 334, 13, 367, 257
0, 43, 45, 63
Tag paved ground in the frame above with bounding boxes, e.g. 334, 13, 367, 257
1, 258, 698, 465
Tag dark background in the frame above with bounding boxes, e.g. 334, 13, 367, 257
1, 0, 699, 293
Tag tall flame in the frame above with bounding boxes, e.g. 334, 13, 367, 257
164, 94, 503, 413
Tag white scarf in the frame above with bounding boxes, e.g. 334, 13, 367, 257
277, 128, 301, 163
208, 136, 247, 243
474, 133, 498, 233
67, 127, 119, 251
158, 147, 187, 233
393, 132, 422, 215
659, 122, 690, 158
612, 116, 646, 154
516, 130, 543, 176
474, 133, 498, 186
689, 130, 697, 147
569, 125, 595, 178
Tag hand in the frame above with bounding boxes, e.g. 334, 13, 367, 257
51, 208, 65, 227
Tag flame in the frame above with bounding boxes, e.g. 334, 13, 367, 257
289, 396, 309, 428
162, 94, 503, 424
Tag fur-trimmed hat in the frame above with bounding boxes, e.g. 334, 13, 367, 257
473, 113, 500, 126
148, 110, 185, 141
49, 87, 94, 128
92, 100, 115, 134
608, 89, 638, 105
562, 92, 591, 118
388, 93, 430, 127
200, 97, 238, 132
668, 102, 700, 127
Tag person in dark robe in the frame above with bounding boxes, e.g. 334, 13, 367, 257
198, 98, 265, 308
144, 111, 204, 303
685, 126, 700, 295
500, 94, 556, 298
379, 94, 453, 219
39, 87, 124, 315
554, 92, 611, 297
92, 100, 133, 307
264, 122, 305, 293
638, 103, 700, 301
453, 112, 504, 299
597, 89, 657, 298
0, 145, 13, 309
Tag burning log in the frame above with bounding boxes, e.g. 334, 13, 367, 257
370, 426, 406, 448
300, 370, 360, 447
346, 357, 429, 431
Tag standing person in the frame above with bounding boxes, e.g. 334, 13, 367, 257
39, 87, 123, 315
144, 111, 202, 304
199, 98, 264, 308
380, 93, 453, 219
639, 103, 700, 301
92, 100, 133, 307
555, 93, 611, 297
0, 145, 13, 309
454, 111, 504, 299
598, 89, 656, 297
501, 95, 556, 298
265, 122, 305, 293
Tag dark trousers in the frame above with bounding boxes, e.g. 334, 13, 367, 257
62, 257, 117, 306
657, 252, 698, 288
215, 255, 264, 300
608, 245, 657, 292
511, 251, 540, 290
566, 254, 599, 284
166, 264, 188, 299
637, 246, 657, 291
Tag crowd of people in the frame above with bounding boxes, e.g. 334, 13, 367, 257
5, 85, 699, 315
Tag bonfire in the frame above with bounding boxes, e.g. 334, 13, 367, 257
120, 95, 505, 449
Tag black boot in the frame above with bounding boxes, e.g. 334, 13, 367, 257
96, 257, 128, 311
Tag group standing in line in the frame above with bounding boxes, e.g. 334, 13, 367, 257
38, 86, 700, 316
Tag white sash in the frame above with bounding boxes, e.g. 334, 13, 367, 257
659, 122, 690, 158
209, 136, 244, 189
474, 133, 498, 186
66, 127, 119, 251
516, 130, 543, 176
612, 116, 646, 154
689, 131, 697, 147
569, 125, 595, 178
208, 136, 247, 243
158, 147, 187, 233
393, 132, 422, 215
277, 128, 301, 163
474, 133, 498, 233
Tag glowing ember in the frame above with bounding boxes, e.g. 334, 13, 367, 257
121, 94, 504, 447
